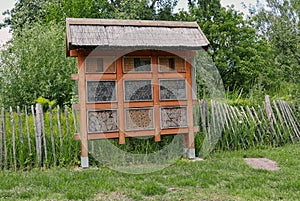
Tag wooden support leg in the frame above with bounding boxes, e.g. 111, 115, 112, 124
81, 138, 89, 168
183, 130, 195, 159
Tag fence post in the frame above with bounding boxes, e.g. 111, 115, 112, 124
10, 107, 17, 170
25, 106, 32, 155
0, 107, 3, 168
49, 105, 56, 165
57, 105, 64, 156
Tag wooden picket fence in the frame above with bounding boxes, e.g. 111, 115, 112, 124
0, 104, 80, 170
198, 95, 300, 156
0, 96, 299, 169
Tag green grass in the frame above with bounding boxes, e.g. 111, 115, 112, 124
0, 143, 299, 201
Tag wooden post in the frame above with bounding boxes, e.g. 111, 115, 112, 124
25, 106, 32, 155
185, 60, 195, 158
49, 105, 56, 165
57, 105, 64, 156
39, 104, 48, 163
17, 106, 24, 143
0, 108, 3, 168
35, 104, 42, 167
65, 106, 71, 139
78, 53, 89, 167
152, 56, 161, 142
2, 108, 7, 169
10, 107, 17, 170
116, 57, 125, 144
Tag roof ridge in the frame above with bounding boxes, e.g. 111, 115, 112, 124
66, 18, 199, 28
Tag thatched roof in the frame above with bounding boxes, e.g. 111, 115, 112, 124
66, 18, 209, 52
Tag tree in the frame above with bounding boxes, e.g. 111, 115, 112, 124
252, 0, 300, 85
0, 22, 76, 107
1, 0, 180, 31
185, 0, 276, 93
0, 0, 47, 31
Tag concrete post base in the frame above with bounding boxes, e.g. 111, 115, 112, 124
81, 157, 89, 168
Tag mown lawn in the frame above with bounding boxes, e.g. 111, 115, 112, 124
0, 143, 299, 201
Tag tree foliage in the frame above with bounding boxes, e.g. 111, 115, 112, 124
0, 22, 76, 107
0, 0, 299, 107
186, 0, 276, 93
252, 0, 300, 84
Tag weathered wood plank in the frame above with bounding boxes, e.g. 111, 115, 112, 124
24, 106, 32, 155
35, 104, 42, 166
49, 105, 56, 165
57, 105, 64, 154
10, 107, 16, 169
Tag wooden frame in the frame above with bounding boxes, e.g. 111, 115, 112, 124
73, 50, 197, 165
158, 56, 186, 73
159, 79, 187, 101
160, 106, 188, 129
87, 109, 118, 133
124, 107, 154, 131
85, 56, 116, 73
122, 56, 152, 73
86, 80, 117, 103
123, 79, 153, 102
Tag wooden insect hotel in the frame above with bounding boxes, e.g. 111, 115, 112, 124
66, 18, 209, 167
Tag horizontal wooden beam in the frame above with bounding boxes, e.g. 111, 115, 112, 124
71, 74, 79, 81
86, 74, 117, 80
74, 126, 199, 141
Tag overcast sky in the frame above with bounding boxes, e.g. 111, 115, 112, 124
0, 0, 266, 45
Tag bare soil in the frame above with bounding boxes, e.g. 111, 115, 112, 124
244, 158, 280, 171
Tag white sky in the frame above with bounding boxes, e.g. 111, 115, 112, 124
0, 0, 266, 45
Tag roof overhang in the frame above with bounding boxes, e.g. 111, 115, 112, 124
66, 18, 210, 56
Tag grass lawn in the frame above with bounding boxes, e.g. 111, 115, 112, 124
0, 143, 299, 201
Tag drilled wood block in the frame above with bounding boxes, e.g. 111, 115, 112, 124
125, 108, 154, 131
85, 57, 115, 73
160, 79, 186, 100
123, 57, 151, 73
161, 107, 188, 129
88, 110, 118, 133
158, 56, 186, 72
87, 81, 116, 102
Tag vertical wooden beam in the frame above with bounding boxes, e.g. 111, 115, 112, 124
116, 58, 125, 144
78, 53, 89, 168
185, 59, 195, 159
152, 55, 161, 142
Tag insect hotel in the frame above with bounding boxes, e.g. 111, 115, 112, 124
66, 18, 209, 167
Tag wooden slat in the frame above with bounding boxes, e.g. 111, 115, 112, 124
74, 132, 119, 140
160, 100, 188, 106
125, 130, 155, 138
86, 103, 118, 109
69, 50, 78, 57
49, 105, 56, 164
123, 102, 154, 108
74, 125, 198, 140
85, 74, 117, 80
161, 128, 189, 135
71, 74, 78, 81
158, 73, 186, 79
122, 74, 152, 79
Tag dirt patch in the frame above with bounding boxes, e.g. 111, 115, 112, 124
244, 158, 280, 171
95, 192, 133, 201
